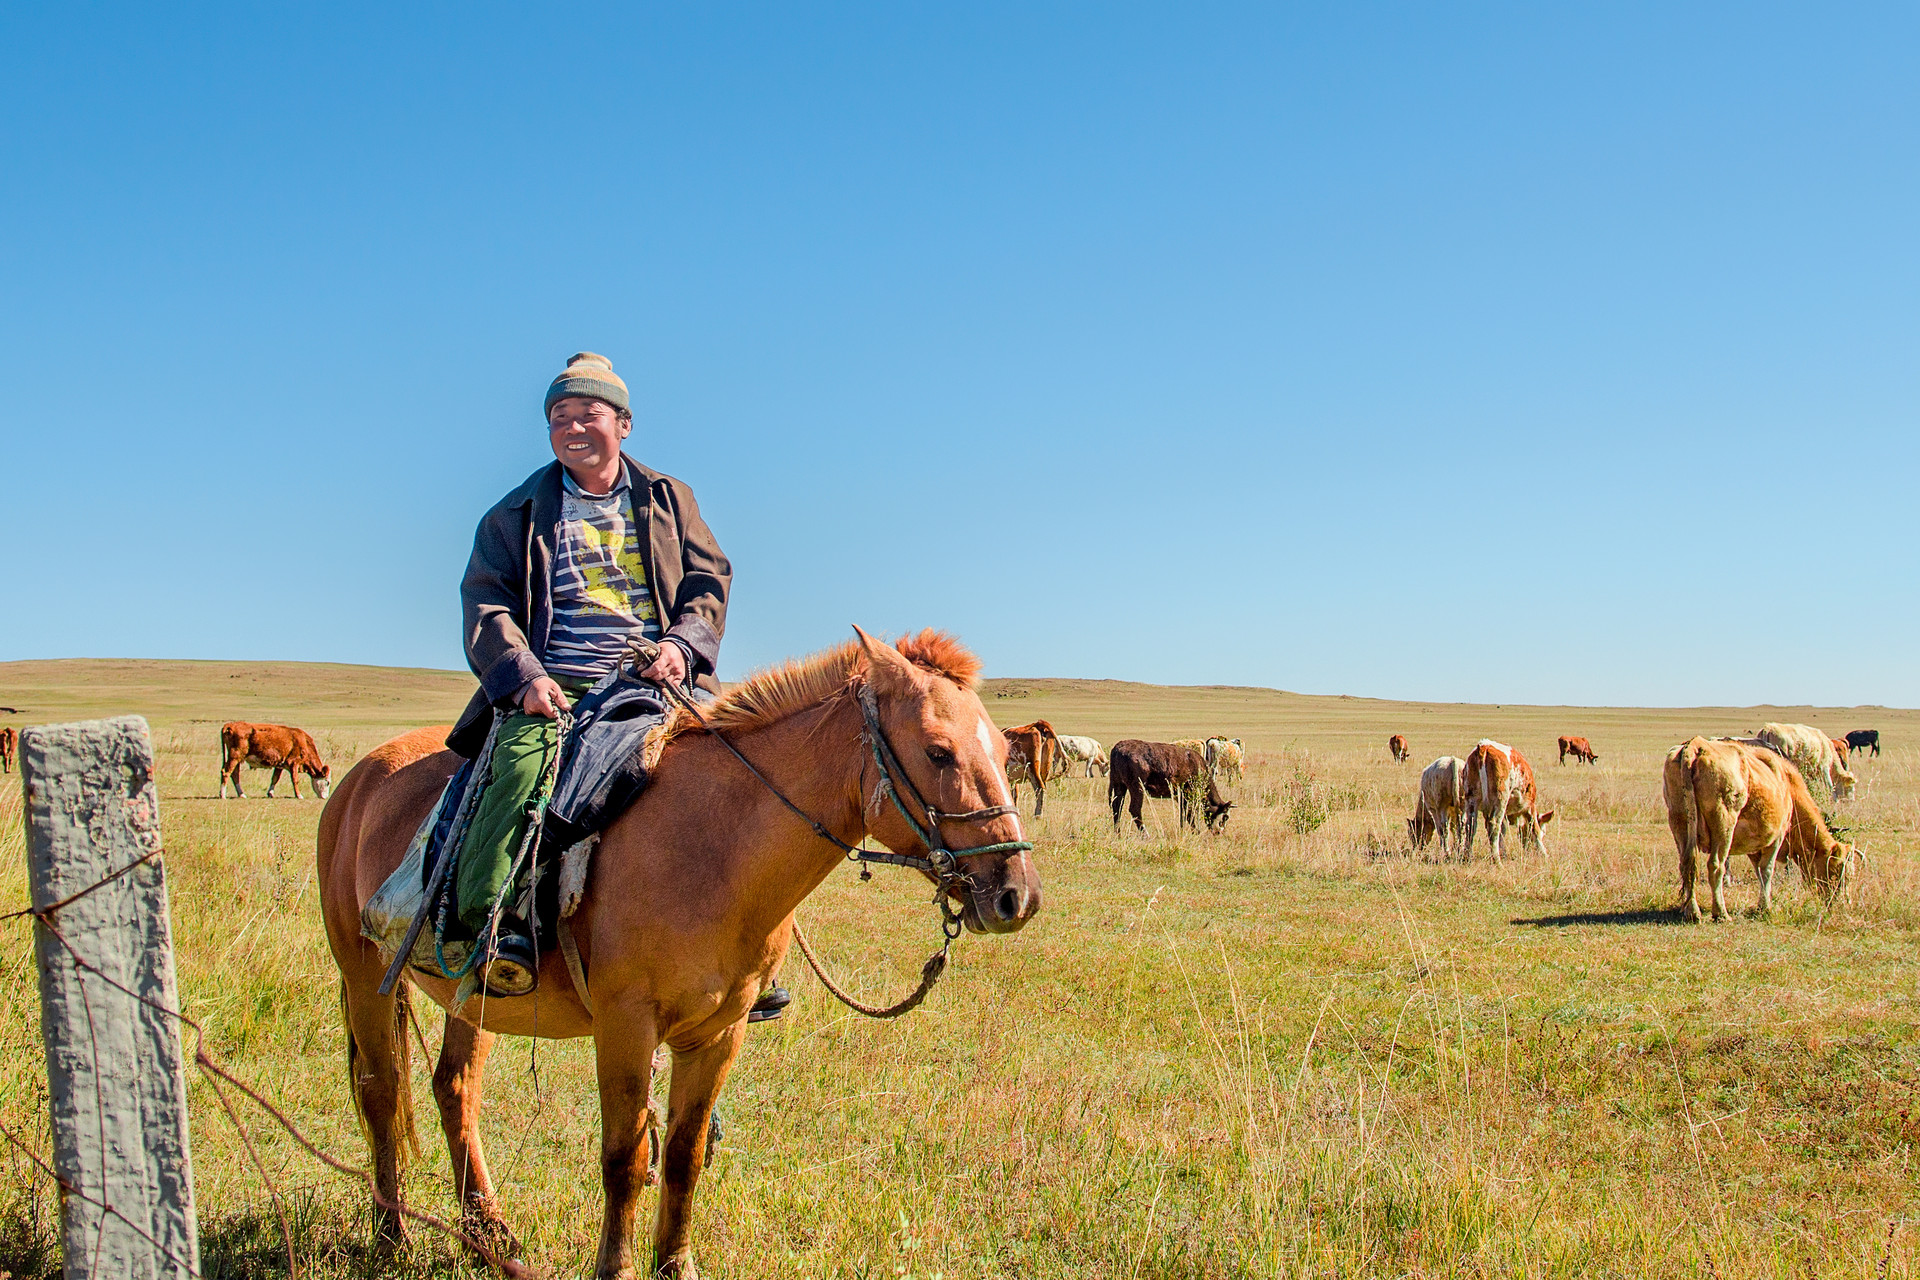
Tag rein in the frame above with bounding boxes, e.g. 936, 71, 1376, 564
636, 642, 1032, 1018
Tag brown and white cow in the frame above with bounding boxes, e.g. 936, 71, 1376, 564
1557, 735, 1598, 765
1388, 734, 1410, 763
219, 721, 332, 799
1461, 739, 1552, 860
1108, 739, 1231, 832
1664, 736, 1853, 922
0, 725, 16, 774
1407, 755, 1469, 854
1003, 720, 1061, 817
1753, 722, 1856, 800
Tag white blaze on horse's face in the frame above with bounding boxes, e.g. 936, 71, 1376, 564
975, 716, 1020, 821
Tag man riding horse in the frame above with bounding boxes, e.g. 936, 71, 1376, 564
451, 351, 784, 1017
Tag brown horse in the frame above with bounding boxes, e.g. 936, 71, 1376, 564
318, 629, 1041, 1278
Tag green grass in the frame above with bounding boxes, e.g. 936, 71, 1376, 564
2, 659, 1918, 1277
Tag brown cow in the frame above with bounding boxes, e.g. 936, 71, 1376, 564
1830, 736, 1850, 762
1461, 739, 1552, 861
1003, 720, 1060, 817
219, 721, 332, 799
1388, 734, 1410, 762
1664, 736, 1853, 922
0, 725, 16, 774
1108, 739, 1231, 833
1557, 735, 1598, 765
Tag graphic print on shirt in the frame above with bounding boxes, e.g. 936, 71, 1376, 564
546, 484, 663, 680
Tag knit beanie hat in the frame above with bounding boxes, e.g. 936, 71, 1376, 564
544, 352, 630, 416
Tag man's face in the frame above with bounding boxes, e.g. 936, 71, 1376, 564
548, 396, 629, 474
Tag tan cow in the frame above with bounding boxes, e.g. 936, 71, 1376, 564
1003, 720, 1060, 817
0, 725, 15, 774
1407, 755, 1468, 854
1388, 734, 1410, 762
219, 721, 332, 799
1461, 739, 1553, 861
1754, 722, 1855, 800
1664, 736, 1853, 922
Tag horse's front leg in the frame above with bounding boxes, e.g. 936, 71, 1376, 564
433, 1014, 521, 1258
593, 1007, 663, 1279
652, 1020, 748, 1279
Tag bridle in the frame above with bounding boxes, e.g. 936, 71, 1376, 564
636, 642, 1032, 997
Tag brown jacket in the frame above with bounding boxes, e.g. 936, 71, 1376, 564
448, 455, 730, 757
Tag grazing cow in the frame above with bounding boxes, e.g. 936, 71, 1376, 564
218, 721, 332, 799
1407, 755, 1468, 854
1664, 736, 1853, 922
1557, 735, 1598, 765
1753, 722, 1855, 800
1108, 739, 1232, 833
1388, 734, 1410, 763
0, 725, 15, 774
1845, 729, 1881, 758
1055, 734, 1109, 777
1003, 720, 1061, 816
1204, 737, 1245, 783
1460, 739, 1553, 861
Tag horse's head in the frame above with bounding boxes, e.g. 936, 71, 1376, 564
857, 628, 1042, 935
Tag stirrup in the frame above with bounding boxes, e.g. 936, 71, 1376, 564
477, 926, 539, 998
747, 985, 791, 1023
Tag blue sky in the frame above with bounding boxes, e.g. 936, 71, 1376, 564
2, 3, 1914, 706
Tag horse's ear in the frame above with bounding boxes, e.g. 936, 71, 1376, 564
853, 624, 923, 695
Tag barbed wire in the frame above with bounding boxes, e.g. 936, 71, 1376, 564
5, 849, 542, 1280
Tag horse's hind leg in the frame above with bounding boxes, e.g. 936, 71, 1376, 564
651, 1022, 748, 1279
433, 1014, 521, 1256
341, 976, 418, 1248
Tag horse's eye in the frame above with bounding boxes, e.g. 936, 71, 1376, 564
926, 746, 955, 769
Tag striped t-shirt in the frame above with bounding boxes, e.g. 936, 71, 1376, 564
544, 466, 663, 681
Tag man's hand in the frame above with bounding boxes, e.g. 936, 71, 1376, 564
519, 676, 570, 718
640, 642, 689, 687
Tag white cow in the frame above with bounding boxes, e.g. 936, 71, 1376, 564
1754, 722, 1856, 800
1055, 735, 1108, 777
1408, 755, 1468, 854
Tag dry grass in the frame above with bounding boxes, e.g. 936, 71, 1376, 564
2, 660, 1918, 1277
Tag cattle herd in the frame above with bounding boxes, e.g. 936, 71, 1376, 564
999, 720, 1243, 833
1392, 720, 1882, 918
205, 707, 1884, 922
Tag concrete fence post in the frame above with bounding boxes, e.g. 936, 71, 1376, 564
22, 716, 200, 1279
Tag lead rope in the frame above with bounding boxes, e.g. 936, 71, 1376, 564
789, 919, 951, 1020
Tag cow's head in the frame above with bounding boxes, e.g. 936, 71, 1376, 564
1407, 809, 1435, 851
1832, 766, 1857, 800
1206, 797, 1233, 832
308, 762, 332, 800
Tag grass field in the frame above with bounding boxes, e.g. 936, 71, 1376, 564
3, 658, 1918, 1278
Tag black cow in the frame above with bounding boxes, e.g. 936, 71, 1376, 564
1108, 739, 1232, 833
1845, 729, 1881, 758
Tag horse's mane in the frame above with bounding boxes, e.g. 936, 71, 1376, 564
645, 630, 981, 762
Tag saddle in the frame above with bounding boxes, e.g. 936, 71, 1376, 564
361, 655, 686, 1001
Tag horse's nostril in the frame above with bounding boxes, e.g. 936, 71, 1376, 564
995, 887, 1021, 922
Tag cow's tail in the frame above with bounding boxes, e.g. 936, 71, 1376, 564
1671, 740, 1702, 858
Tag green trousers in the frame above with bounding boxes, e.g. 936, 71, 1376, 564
455, 679, 589, 929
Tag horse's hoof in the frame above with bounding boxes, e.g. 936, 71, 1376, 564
460, 1200, 524, 1264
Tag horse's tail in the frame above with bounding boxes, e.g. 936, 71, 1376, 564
342, 978, 420, 1169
